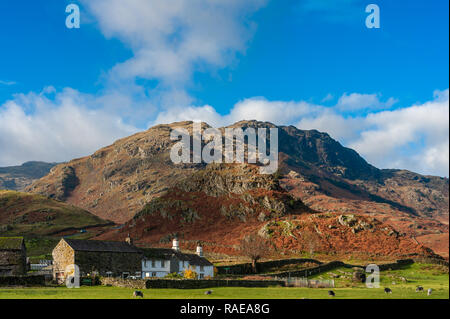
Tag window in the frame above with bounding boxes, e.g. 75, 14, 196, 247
161, 260, 165, 267
152, 272, 157, 277
199, 273, 204, 279
145, 272, 151, 278
151, 260, 156, 268
106, 271, 113, 278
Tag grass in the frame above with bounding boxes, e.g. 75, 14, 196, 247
0, 190, 108, 237
312, 263, 449, 290
0, 285, 447, 299
0, 263, 448, 299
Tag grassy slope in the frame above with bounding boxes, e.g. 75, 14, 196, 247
0, 190, 109, 237
0, 263, 448, 299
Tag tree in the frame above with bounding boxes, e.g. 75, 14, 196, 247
301, 230, 320, 257
240, 234, 270, 273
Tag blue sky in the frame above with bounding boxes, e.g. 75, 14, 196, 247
0, 0, 448, 176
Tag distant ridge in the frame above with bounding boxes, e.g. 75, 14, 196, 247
0, 161, 57, 191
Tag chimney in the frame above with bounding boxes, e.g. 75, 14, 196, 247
196, 242, 203, 257
125, 233, 133, 245
172, 237, 180, 251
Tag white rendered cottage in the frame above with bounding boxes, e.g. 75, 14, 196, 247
141, 239, 214, 279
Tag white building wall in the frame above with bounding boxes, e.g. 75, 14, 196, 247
178, 260, 190, 274
190, 264, 214, 278
141, 257, 215, 279
141, 259, 171, 278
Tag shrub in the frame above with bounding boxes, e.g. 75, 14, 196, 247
183, 267, 198, 279
165, 272, 183, 279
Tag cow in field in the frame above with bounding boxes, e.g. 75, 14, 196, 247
427, 288, 433, 296
133, 290, 144, 298
416, 286, 423, 292
328, 290, 335, 297
384, 288, 392, 294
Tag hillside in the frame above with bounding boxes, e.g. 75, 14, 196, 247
98, 164, 437, 259
25, 120, 449, 258
0, 190, 111, 237
0, 161, 57, 191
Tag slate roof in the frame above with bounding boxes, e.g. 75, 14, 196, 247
0, 237, 24, 251
141, 248, 213, 266
63, 238, 142, 253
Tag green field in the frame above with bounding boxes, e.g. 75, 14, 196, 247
0, 285, 447, 299
0, 263, 448, 299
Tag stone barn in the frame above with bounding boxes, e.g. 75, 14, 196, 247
52, 237, 142, 283
0, 237, 27, 276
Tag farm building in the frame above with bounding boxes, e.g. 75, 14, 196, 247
141, 239, 214, 279
0, 237, 27, 276
52, 237, 142, 283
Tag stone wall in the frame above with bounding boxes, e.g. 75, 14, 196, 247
217, 258, 322, 275
261, 261, 345, 278
75, 251, 141, 277
100, 277, 285, 289
0, 275, 46, 286
0, 250, 27, 276
145, 279, 285, 289
376, 259, 414, 271
52, 239, 75, 281
101, 277, 146, 289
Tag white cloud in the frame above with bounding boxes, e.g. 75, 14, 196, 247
0, 88, 137, 166
321, 93, 334, 103
349, 89, 449, 176
82, 0, 266, 88
337, 93, 397, 111
0, 80, 16, 86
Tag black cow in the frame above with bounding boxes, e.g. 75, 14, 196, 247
416, 286, 424, 292
384, 288, 392, 294
328, 290, 335, 297
133, 290, 144, 298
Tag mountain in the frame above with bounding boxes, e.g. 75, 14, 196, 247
0, 161, 57, 191
0, 190, 112, 237
25, 121, 449, 258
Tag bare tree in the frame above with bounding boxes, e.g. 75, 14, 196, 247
301, 230, 320, 257
240, 234, 270, 273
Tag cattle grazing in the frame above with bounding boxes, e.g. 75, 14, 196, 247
205, 290, 213, 295
133, 290, 144, 298
416, 286, 424, 292
328, 290, 335, 297
427, 288, 433, 296
384, 288, 392, 294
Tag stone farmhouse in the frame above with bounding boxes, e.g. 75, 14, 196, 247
52, 236, 214, 282
141, 238, 214, 279
52, 237, 142, 283
0, 237, 27, 276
